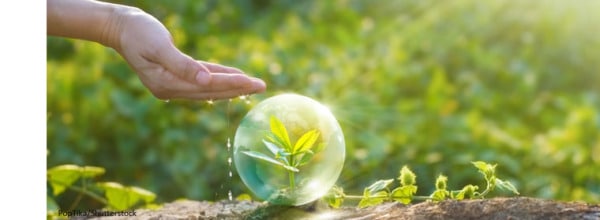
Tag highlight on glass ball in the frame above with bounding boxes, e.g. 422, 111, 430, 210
233, 93, 345, 206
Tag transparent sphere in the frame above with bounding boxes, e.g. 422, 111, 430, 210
234, 93, 345, 206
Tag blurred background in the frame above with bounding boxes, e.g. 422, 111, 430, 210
47, 0, 600, 208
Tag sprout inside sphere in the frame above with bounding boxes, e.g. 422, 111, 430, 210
233, 93, 345, 205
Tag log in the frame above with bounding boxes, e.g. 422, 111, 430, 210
86, 197, 600, 220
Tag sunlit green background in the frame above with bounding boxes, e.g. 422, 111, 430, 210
47, 0, 600, 208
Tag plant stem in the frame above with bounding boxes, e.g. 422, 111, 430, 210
340, 194, 431, 201
67, 184, 109, 205
288, 154, 296, 189
289, 171, 295, 190
52, 179, 109, 206
476, 182, 494, 199
68, 179, 87, 210
341, 195, 431, 200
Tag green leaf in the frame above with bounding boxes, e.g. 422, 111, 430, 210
495, 178, 520, 195
365, 179, 394, 194
270, 116, 292, 151
130, 186, 156, 203
47, 195, 59, 212
454, 185, 479, 200
472, 161, 496, 179
293, 129, 320, 153
241, 151, 299, 172
326, 196, 343, 208
391, 185, 417, 204
262, 139, 281, 156
471, 161, 489, 173
98, 182, 135, 210
236, 193, 253, 201
47, 164, 83, 196
398, 166, 416, 186
324, 185, 345, 208
261, 139, 291, 163
313, 142, 326, 154
435, 174, 448, 190
97, 182, 154, 211
430, 189, 449, 202
295, 151, 314, 167
265, 133, 287, 150
358, 191, 388, 208
81, 166, 105, 178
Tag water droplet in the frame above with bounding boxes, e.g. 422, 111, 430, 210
207, 99, 214, 105
245, 100, 251, 105
225, 137, 234, 201
239, 95, 247, 100
164, 99, 170, 103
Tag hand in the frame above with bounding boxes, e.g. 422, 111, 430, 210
107, 7, 266, 100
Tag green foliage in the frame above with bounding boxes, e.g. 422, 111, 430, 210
47, 164, 157, 217
96, 182, 156, 211
242, 116, 321, 189
327, 161, 519, 208
48, 0, 600, 208
48, 165, 105, 196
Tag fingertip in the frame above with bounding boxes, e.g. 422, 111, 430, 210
251, 77, 267, 92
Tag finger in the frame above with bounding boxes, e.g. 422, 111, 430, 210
200, 61, 244, 74
155, 43, 211, 85
170, 73, 266, 100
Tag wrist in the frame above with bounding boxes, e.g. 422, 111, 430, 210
100, 4, 142, 51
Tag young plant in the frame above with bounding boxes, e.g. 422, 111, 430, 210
241, 116, 322, 189
324, 161, 519, 208
47, 164, 158, 218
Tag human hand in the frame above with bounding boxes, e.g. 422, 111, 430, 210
106, 7, 266, 100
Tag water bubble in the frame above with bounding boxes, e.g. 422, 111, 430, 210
233, 93, 345, 206
207, 99, 214, 105
164, 99, 170, 103
228, 190, 233, 201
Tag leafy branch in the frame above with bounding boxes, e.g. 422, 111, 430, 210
47, 164, 158, 217
324, 161, 519, 208
242, 116, 323, 190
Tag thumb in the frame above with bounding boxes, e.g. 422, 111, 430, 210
156, 43, 211, 85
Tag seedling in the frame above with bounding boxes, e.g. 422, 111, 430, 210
241, 116, 323, 190
324, 161, 519, 208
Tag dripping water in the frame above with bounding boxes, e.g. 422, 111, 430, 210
226, 137, 233, 201
222, 95, 253, 201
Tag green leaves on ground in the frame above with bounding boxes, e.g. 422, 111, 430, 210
47, 164, 156, 213
325, 161, 519, 208
48, 164, 105, 195
97, 182, 156, 211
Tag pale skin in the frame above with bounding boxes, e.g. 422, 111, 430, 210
47, 0, 266, 100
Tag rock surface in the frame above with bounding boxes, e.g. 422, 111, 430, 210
89, 197, 600, 220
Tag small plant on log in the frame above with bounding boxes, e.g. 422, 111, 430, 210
324, 161, 519, 208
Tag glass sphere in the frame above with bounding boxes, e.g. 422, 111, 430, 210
234, 93, 345, 206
